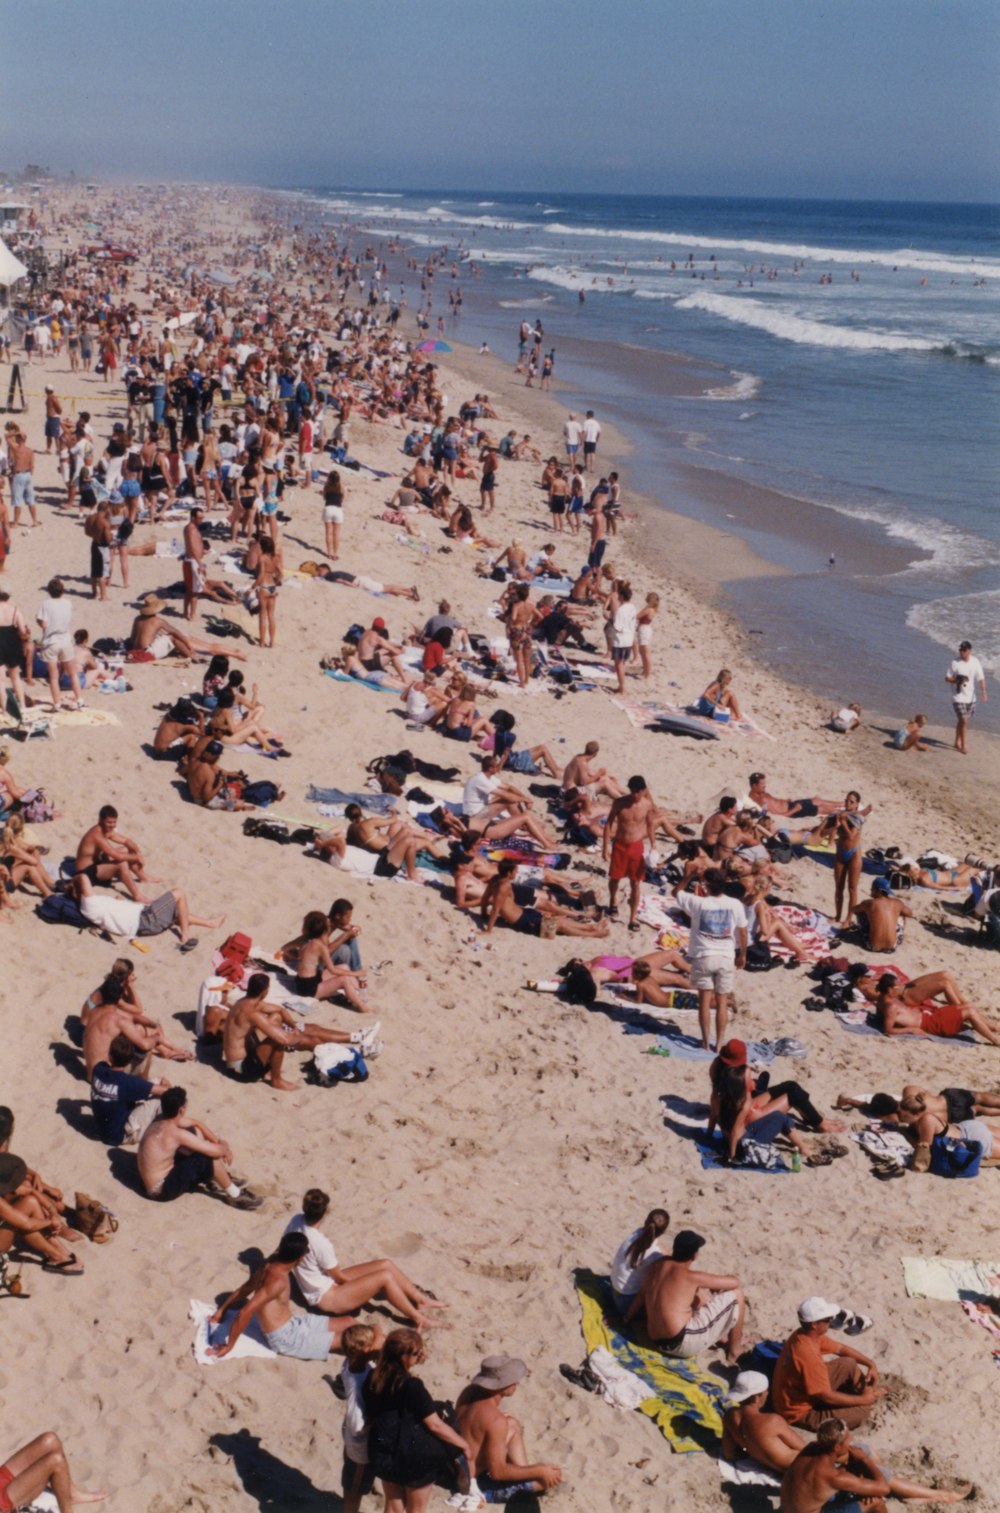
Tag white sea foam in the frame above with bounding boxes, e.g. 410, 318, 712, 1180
702, 371, 763, 402
356, 191, 403, 198
477, 201, 497, 207
907, 591, 1000, 676
674, 291, 939, 353
543, 223, 1000, 281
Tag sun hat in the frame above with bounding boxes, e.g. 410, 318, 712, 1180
139, 596, 166, 617
727, 1370, 769, 1404
470, 1354, 528, 1392
798, 1296, 839, 1324
718, 1039, 747, 1067
0, 1154, 27, 1197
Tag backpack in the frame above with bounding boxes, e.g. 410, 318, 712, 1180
241, 779, 281, 807
745, 941, 781, 972
343, 623, 364, 645
820, 972, 852, 1011
19, 788, 55, 824
217, 932, 252, 983
37, 893, 90, 928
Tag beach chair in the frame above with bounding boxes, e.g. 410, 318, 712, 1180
3, 688, 53, 741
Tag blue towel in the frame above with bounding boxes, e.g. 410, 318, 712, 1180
694, 1131, 790, 1175
323, 669, 395, 693
307, 786, 398, 815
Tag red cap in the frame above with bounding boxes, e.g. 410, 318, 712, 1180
718, 1039, 747, 1067
372, 617, 386, 629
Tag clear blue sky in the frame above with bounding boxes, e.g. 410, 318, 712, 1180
2, 0, 998, 202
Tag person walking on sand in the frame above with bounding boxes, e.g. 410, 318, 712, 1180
946, 640, 986, 755
604, 775, 656, 930
9, 428, 40, 529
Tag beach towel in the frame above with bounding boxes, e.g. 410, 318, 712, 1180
323, 668, 397, 693
635, 893, 690, 939
190, 1298, 276, 1365
852, 1125, 914, 1169
307, 785, 397, 814
586, 1347, 652, 1411
834, 1010, 977, 1045
767, 903, 836, 961
719, 1457, 782, 1489
693, 1130, 790, 1174
901, 1257, 1000, 1302
610, 695, 772, 740
574, 1272, 725, 1453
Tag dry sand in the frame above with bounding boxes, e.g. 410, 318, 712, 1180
2, 184, 998, 1511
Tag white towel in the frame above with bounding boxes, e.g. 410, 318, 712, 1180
719, 1456, 782, 1488
901, 1257, 1000, 1302
190, 1298, 276, 1365
586, 1346, 651, 1411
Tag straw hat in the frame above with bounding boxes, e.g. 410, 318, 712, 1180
139, 596, 166, 617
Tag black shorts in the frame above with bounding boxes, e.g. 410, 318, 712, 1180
549, 495, 566, 515
516, 905, 543, 936
157, 1151, 214, 1201
583, 441, 596, 455
942, 1087, 975, 1122
296, 974, 321, 998
481, 472, 496, 492
341, 1456, 375, 1497
512, 882, 538, 908
374, 852, 400, 878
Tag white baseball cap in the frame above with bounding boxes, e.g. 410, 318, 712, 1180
727, 1370, 769, 1403
798, 1296, 839, 1324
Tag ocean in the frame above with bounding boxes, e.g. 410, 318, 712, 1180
297, 188, 1000, 734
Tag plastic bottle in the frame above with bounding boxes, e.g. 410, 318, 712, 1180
790, 1151, 801, 1173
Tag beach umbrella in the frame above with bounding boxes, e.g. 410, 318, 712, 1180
417, 339, 452, 353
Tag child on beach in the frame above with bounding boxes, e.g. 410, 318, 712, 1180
339, 1322, 382, 1513
892, 713, 928, 752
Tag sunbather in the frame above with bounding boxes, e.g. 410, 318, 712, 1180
278, 911, 380, 1011
481, 861, 609, 938
874, 974, 1000, 1044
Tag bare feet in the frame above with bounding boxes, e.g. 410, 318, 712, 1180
818, 1117, 848, 1133
269, 1075, 300, 1092
71, 1487, 109, 1506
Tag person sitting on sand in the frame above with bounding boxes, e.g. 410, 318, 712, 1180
128, 595, 246, 662
0, 814, 55, 899
891, 712, 928, 752
610, 1207, 671, 1315
0, 1431, 107, 1512
344, 803, 448, 882
461, 755, 561, 849
874, 972, 1000, 1045
737, 772, 805, 819
83, 974, 192, 1077
707, 1039, 845, 1166
743, 874, 816, 963
152, 697, 205, 759
481, 860, 610, 938
0, 1151, 85, 1277
283, 1187, 449, 1331
207, 687, 287, 756
771, 1298, 885, 1432
71, 871, 224, 952
185, 739, 256, 811
724, 1382, 970, 1506
76, 803, 154, 903
451, 843, 597, 917
90, 1033, 171, 1146
137, 1086, 261, 1208
222, 972, 365, 1090
780, 1419, 892, 1513
697, 667, 743, 722
208, 1230, 356, 1360
625, 1229, 746, 1363
852, 877, 913, 952
455, 1354, 562, 1501
278, 910, 380, 1012
562, 741, 626, 801
442, 683, 493, 743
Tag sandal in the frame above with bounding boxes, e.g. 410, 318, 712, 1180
806, 1152, 833, 1168
43, 1252, 84, 1276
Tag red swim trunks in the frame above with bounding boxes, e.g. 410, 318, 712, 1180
609, 839, 645, 884
921, 1005, 965, 1038
0, 1463, 14, 1513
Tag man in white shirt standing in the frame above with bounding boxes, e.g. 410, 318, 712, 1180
582, 410, 601, 473
673, 869, 748, 1050
945, 639, 987, 755
611, 585, 638, 694
563, 412, 582, 464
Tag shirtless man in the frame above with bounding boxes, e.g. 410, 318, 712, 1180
625, 1229, 745, 1363
452, 842, 597, 915
455, 1355, 562, 1501
186, 740, 254, 810
137, 1086, 261, 1208
629, 956, 692, 1004
738, 772, 804, 819
353, 620, 408, 681
344, 803, 447, 882
129, 595, 246, 661
207, 1230, 354, 1359
152, 698, 205, 757
874, 973, 1000, 1045
782, 1420, 891, 1513
562, 741, 625, 800
604, 776, 656, 929
83, 977, 192, 1077
481, 861, 609, 939
76, 804, 153, 903
727, 1388, 969, 1507
852, 878, 914, 952
181, 506, 241, 620
702, 797, 738, 853
222, 971, 361, 1091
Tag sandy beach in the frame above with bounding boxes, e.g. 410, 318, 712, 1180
1, 182, 998, 1512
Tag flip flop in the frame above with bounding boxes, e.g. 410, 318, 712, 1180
43, 1252, 84, 1276
178, 939, 198, 954
806, 1152, 833, 1168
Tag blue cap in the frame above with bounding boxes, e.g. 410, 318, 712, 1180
873, 877, 893, 897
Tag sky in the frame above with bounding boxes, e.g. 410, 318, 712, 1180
1, 0, 998, 203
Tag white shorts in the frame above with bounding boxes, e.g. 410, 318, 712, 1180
638, 625, 653, 647
356, 575, 383, 595
690, 954, 736, 994
661, 1290, 739, 1358
323, 505, 344, 524
149, 633, 173, 659
42, 634, 73, 665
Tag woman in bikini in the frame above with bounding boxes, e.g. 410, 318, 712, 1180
278, 911, 380, 1014
254, 536, 282, 649
505, 583, 538, 690
819, 790, 866, 923
0, 815, 55, 899
198, 429, 223, 513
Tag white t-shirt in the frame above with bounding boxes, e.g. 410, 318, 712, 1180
340, 1360, 372, 1463
406, 686, 435, 724
564, 418, 582, 446
38, 597, 72, 645
80, 892, 144, 937
612, 603, 638, 649
611, 1228, 667, 1296
583, 417, 601, 444
284, 1214, 338, 1306
675, 890, 748, 958
949, 656, 984, 704
832, 708, 859, 731
463, 771, 499, 817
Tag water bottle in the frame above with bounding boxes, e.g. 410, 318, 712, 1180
791, 1151, 801, 1173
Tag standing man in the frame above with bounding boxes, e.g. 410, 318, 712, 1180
563, 412, 581, 465
946, 639, 987, 755
43, 386, 63, 454
587, 494, 608, 571
9, 427, 39, 528
611, 585, 637, 694
582, 409, 601, 472
672, 868, 748, 1049
604, 775, 655, 930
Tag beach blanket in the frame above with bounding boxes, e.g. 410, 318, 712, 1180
323, 668, 396, 693
574, 1272, 725, 1453
834, 1010, 977, 1045
767, 903, 836, 961
635, 893, 690, 940
190, 1299, 275, 1365
0, 706, 122, 733
610, 695, 772, 740
719, 1457, 781, 1490
307, 785, 397, 814
852, 1125, 914, 1169
901, 1257, 1000, 1302
694, 1130, 790, 1174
